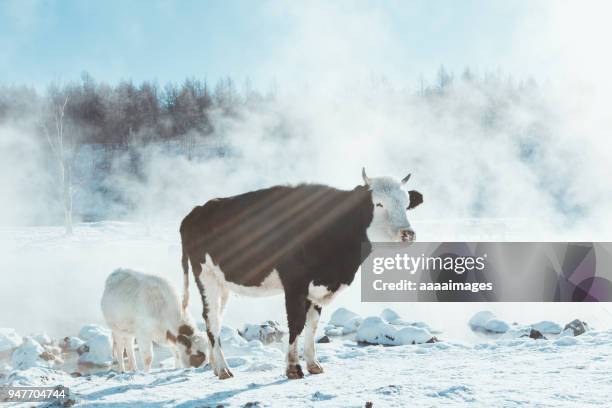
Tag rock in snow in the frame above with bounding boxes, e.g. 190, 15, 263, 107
77, 333, 113, 366
324, 326, 344, 337
30, 332, 53, 346
469, 311, 510, 334
527, 329, 547, 340
564, 319, 589, 336
325, 308, 364, 336
61, 336, 86, 352
356, 316, 435, 346
0, 328, 22, 353
325, 308, 436, 343
468, 311, 496, 330
217, 326, 282, 359
11, 337, 53, 370
316, 335, 331, 344
78, 324, 111, 341
381, 309, 433, 331
241, 321, 285, 344
483, 319, 510, 333
396, 326, 437, 345
0, 361, 11, 377
531, 321, 562, 334
356, 317, 398, 345
380, 308, 401, 322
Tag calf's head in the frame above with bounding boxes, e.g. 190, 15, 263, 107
362, 167, 423, 242
175, 325, 208, 368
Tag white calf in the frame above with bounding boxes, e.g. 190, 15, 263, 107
101, 268, 207, 372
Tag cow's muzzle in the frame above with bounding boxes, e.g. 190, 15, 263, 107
400, 228, 416, 242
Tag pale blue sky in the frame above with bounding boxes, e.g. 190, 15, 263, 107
0, 0, 539, 90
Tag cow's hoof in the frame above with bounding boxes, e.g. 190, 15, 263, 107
307, 361, 324, 375
286, 364, 304, 379
218, 368, 234, 380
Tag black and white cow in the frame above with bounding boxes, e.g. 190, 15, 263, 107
180, 168, 423, 379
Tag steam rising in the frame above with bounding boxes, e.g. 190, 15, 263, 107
2, 1, 612, 338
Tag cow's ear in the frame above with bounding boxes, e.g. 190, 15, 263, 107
407, 190, 423, 210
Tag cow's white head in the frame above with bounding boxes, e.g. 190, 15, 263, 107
362, 167, 423, 242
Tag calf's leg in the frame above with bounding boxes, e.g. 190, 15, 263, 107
112, 333, 125, 372
173, 346, 182, 368
137, 334, 154, 372
124, 336, 137, 371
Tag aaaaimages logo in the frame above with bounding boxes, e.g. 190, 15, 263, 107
361, 242, 612, 302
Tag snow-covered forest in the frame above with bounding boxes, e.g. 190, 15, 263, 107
2, 67, 570, 235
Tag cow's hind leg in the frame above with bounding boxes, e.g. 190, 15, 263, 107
304, 303, 323, 374
285, 290, 309, 379
182, 270, 189, 310
136, 333, 153, 372
193, 261, 233, 379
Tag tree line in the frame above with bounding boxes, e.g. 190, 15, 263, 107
0, 66, 539, 148
1, 66, 543, 233
0, 72, 269, 148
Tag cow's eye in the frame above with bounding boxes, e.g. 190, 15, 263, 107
376, 203, 383, 208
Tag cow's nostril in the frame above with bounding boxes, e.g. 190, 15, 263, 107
401, 229, 416, 242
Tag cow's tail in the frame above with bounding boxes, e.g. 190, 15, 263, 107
181, 240, 190, 310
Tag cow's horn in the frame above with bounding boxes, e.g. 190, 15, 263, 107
401, 173, 411, 184
362, 167, 371, 185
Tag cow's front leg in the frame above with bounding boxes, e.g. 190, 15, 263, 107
285, 290, 308, 379
194, 263, 233, 379
112, 333, 125, 372
304, 303, 323, 374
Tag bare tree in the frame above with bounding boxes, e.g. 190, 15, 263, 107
42, 91, 75, 235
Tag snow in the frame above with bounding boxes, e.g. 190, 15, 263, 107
78, 324, 110, 341
328, 307, 359, 327
356, 316, 399, 345
469, 311, 510, 333
560, 328, 576, 337
396, 326, 436, 345
355, 316, 435, 346
323, 326, 343, 336
30, 332, 53, 346
325, 307, 364, 336
380, 308, 401, 322
326, 308, 434, 340
0, 328, 22, 353
77, 333, 113, 366
10, 337, 51, 370
483, 319, 510, 333
61, 336, 85, 352
531, 320, 563, 334
2, 329, 612, 407
0, 362, 12, 377
3, 223, 612, 406
554, 336, 579, 347
325, 307, 363, 336
468, 310, 496, 330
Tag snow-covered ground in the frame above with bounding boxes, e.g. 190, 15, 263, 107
2, 222, 612, 407
2, 326, 612, 407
